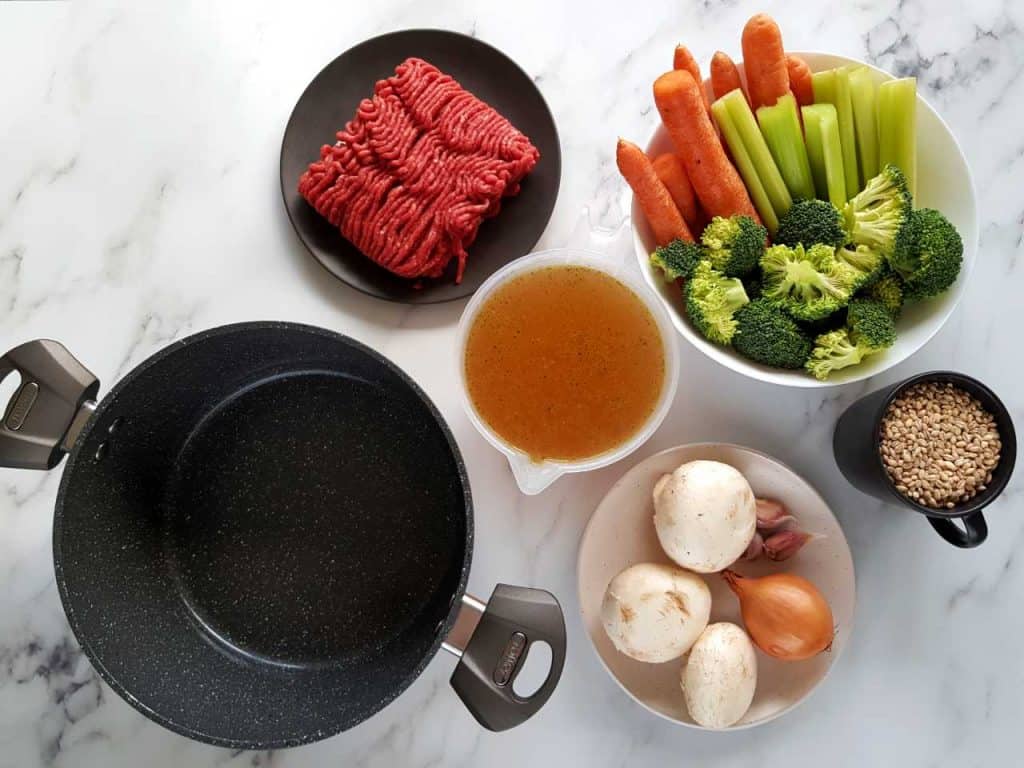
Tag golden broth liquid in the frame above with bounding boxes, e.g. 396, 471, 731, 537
464, 265, 665, 462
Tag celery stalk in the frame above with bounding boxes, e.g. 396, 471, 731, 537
720, 88, 792, 219
848, 66, 880, 181
712, 97, 779, 233
756, 93, 815, 200
878, 77, 917, 202
834, 66, 861, 199
802, 106, 829, 200
802, 104, 847, 208
811, 69, 837, 105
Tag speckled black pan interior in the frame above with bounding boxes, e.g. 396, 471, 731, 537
52, 322, 472, 748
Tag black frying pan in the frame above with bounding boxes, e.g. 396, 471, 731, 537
0, 322, 565, 748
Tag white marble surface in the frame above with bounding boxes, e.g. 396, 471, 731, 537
1, 1, 1022, 765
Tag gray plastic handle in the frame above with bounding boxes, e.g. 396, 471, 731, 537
449, 584, 566, 731
0, 340, 99, 470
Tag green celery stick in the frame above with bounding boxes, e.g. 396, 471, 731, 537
811, 69, 837, 105
878, 77, 917, 202
712, 96, 779, 233
720, 88, 792, 219
848, 66, 880, 181
802, 105, 829, 199
834, 66, 861, 199
802, 104, 847, 208
756, 93, 815, 200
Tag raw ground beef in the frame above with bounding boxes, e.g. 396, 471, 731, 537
298, 58, 540, 283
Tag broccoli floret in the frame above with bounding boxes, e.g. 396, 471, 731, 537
804, 299, 896, 380
685, 260, 750, 345
733, 299, 813, 369
700, 215, 767, 277
650, 238, 705, 281
806, 329, 866, 380
865, 270, 905, 318
891, 208, 963, 299
760, 243, 855, 322
742, 271, 764, 300
775, 199, 847, 249
847, 298, 897, 349
843, 165, 913, 257
836, 243, 886, 290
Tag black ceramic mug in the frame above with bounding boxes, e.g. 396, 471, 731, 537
834, 371, 1016, 548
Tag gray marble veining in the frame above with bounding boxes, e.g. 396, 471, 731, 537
1, 1, 1022, 766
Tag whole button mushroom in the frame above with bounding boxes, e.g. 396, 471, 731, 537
653, 460, 757, 573
601, 563, 711, 663
681, 622, 758, 728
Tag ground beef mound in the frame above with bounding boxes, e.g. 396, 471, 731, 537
298, 58, 540, 283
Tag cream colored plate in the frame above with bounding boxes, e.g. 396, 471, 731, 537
577, 443, 856, 729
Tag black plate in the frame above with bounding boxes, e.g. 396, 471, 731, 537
280, 29, 561, 304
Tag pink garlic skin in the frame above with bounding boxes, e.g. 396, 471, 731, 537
762, 530, 814, 561
755, 499, 796, 532
743, 531, 765, 561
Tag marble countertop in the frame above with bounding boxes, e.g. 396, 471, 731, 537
1, 1, 1021, 766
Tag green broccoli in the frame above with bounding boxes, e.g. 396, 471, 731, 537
775, 199, 847, 249
805, 298, 896, 380
733, 299, 813, 369
700, 215, 767, 277
650, 238, 706, 281
742, 271, 764, 301
843, 164, 913, 257
847, 298, 897, 349
805, 329, 866, 380
760, 243, 856, 322
685, 260, 750, 345
890, 208, 963, 299
836, 243, 886, 290
864, 270, 905, 318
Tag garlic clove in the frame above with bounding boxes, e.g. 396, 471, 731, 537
762, 530, 817, 561
743, 531, 764, 561
755, 499, 796, 532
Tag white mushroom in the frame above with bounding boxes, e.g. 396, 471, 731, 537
681, 622, 757, 729
653, 460, 756, 573
600, 563, 711, 663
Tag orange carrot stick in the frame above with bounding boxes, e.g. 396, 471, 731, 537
786, 54, 814, 106
653, 70, 759, 222
652, 153, 701, 233
673, 45, 710, 114
741, 13, 789, 110
710, 50, 746, 103
616, 138, 692, 245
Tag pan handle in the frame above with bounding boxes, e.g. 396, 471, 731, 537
0, 340, 99, 470
447, 584, 566, 731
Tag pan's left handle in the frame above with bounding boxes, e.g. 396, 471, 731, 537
0, 340, 99, 470
446, 584, 566, 731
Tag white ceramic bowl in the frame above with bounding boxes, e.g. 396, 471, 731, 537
632, 52, 978, 388
578, 443, 856, 729
456, 248, 680, 495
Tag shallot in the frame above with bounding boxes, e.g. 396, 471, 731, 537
722, 570, 834, 661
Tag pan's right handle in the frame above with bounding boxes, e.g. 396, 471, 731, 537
0, 341, 99, 470
447, 585, 566, 731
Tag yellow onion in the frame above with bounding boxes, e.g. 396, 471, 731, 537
722, 570, 834, 661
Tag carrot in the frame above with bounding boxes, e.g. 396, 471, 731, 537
710, 50, 746, 103
616, 138, 692, 245
673, 45, 710, 114
741, 13, 789, 110
786, 54, 814, 106
651, 153, 701, 233
653, 69, 759, 222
